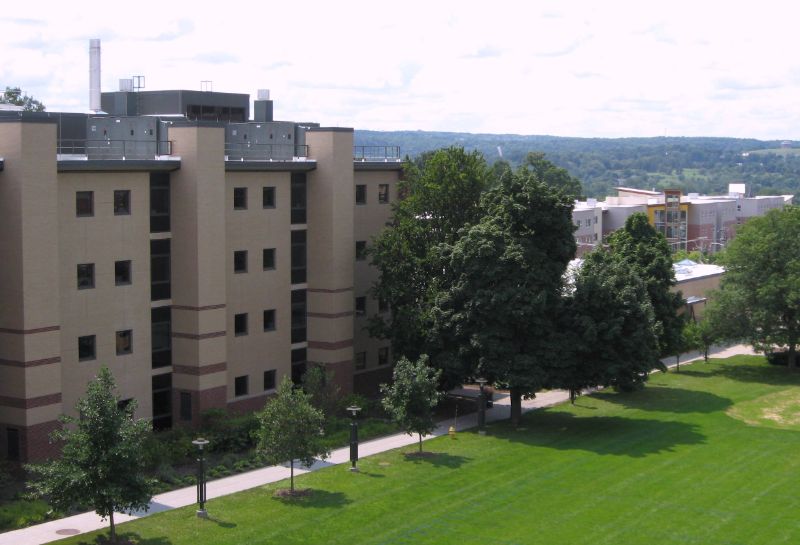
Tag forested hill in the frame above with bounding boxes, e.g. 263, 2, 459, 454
354, 130, 800, 199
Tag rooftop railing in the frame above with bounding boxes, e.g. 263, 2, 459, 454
354, 146, 402, 162
58, 139, 173, 159
225, 143, 309, 161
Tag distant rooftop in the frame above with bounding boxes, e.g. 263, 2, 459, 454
673, 259, 725, 283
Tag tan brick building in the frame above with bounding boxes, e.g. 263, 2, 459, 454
0, 91, 401, 462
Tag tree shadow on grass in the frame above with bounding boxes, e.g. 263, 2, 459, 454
495, 411, 706, 458
592, 386, 732, 414
79, 533, 172, 545
205, 516, 236, 529
711, 363, 800, 387
271, 489, 351, 509
403, 452, 471, 469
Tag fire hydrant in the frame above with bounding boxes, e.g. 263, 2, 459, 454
448, 426, 456, 439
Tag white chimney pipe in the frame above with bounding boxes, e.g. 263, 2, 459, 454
89, 39, 101, 113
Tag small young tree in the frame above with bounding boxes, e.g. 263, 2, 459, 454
27, 367, 153, 544
381, 356, 443, 453
255, 377, 330, 494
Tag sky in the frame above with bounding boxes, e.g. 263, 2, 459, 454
2, 0, 800, 140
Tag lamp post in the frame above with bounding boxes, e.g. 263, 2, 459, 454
347, 406, 361, 472
476, 378, 487, 434
192, 438, 210, 518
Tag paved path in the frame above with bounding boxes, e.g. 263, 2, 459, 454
0, 343, 756, 545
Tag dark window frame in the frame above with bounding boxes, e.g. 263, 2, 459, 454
78, 335, 96, 361
116, 329, 133, 356
263, 186, 276, 209
233, 187, 248, 210
77, 263, 95, 290
355, 296, 366, 316
114, 190, 131, 215
76, 191, 94, 217
355, 241, 367, 261
234, 313, 248, 336
234, 375, 249, 397
234, 250, 248, 273
263, 248, 276, 270
378, 184, 390, 204
115, 260, 132, 286
263, 369, 276, 391
355, 184, 367, 205
263, 309, 276, 331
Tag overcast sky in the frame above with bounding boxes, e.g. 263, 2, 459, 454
2, 0, 799, 139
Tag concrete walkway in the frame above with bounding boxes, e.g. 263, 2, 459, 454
0, 343, 757, 545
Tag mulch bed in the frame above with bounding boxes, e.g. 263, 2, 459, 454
403, 451, 437, 459
273, 488, 313, 498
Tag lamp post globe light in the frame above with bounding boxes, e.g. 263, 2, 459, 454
476, 378, 488, 434
192, 438, 210, 518
347, 406, 361, 472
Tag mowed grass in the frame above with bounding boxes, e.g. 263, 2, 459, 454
56, 355, 800, 545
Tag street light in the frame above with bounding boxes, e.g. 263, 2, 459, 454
192, 438, 210, 518
476, 378, 488, 434
347, 406, 361, 472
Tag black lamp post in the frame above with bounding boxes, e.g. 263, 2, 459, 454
476, 378, 487, 434
347, 405, 361, 472
192, 438, 210, 518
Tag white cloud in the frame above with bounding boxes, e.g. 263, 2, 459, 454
2, 0, 800, 138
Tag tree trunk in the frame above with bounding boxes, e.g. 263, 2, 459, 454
789, 344, 797, 370
703, 345, 709, 362
109, 511, 116, 544
418, 434, 423, 453
290, 459, 294, 492
569, 389, 576, 404
510, 387, 522, 427
676, 354, 680, 372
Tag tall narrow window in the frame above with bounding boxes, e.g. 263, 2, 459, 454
115, 260, 132, 286
151, 306, 172, 369
233, 187, 247, 210
263, 309, 276, 331
355, 296, 366, 316
150, 239, 171, 301
291, 289, 307, 343
151, 373, 172, 431
76, 191, 94, 217
234, 250, 248, 273
355, 184, 366, 205
180, 392, 192, 421
263, 370, 276, 391
355, 241, 367, 261
291, 173, 307, 224
378, 184, 390, 204
263, 248, 276, 270
150, 173, 170, 232
114, 190, 131, 215
7, 428, 20, 461
263, 186, 276, 208
116, 330, 133, 355
78, 335, 96, 361
235, 375, 249, 397
77, 263, 95, 290
291, 231, 306, 284
235, 313, 248, 336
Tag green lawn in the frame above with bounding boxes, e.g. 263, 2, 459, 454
56, 355, 800, 545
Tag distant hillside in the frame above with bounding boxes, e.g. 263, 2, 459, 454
355, 130, 800, 199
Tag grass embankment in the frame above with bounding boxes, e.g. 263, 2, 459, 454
56, 355, 800, 545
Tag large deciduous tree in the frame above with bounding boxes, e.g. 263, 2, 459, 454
27, 367, 153, 544
381, 356, 443, 453
608, 213, 684, 357
369, 147, 490, 371
708, 206, 800, 367
255, 377, 330, 493
1, 87, 45, 111
431, 167, 576, 425
557, 251, 662, 396
524, 152, 583, 200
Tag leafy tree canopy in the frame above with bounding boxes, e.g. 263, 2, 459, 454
27, 367, 153, 544
709, 205, 800, 367
255, 377, 330, 491
608, 213, 685, 356
1, 86, 45, 111
524, 152, 583, 200
381, 355, 442, 453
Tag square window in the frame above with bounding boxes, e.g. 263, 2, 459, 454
378, 184, 390, 204
355, 241, 367, 261
263, 248, 276, 270
235, 375, 249, 397
355, 296, 366, 316
77, 263, 95, 289
379, 347, 390, 366
116, 330, 133, 355
233, 187, 247, 210
355, 184, 366, 205
78, 335, 96, 361
235, 313, 248, 336
263, 369, 276, 391
263, 186, 276, 208
115, 260, 132, 285
114, 190, 131, 215
234, 250, 248, 273
76, 191, 94, 217
263, 309, 276, 331
355, 352, 366, 370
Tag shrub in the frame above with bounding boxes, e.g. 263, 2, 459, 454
766, 351, 790, 366
201, 410, 259, 453
0, 499, 53, 531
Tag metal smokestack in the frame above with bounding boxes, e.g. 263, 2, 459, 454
89, 39, 101, 113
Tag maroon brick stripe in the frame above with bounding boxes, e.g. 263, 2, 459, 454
307, 287, 354, 294
308, 339, 353, 350
0, 357, 60, 368
306, 311, 354, 319
0, 325, 60, 335
171, 304, 226, 311
172, 331, 226, 340
0, 393, 62, 409
173, 362, 227, 376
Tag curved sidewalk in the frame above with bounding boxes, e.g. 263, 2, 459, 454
0, 343, 755, 545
